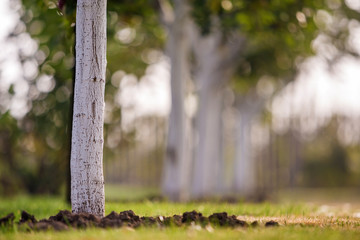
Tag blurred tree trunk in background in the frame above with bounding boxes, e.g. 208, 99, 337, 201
233, 92, 264, 199
161, 0, 193, 202
191, 25, 244, 199
192, 82, 225, 198
71, 0, 106, 216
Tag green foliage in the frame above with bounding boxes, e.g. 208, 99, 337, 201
107, 0, 165, 77
1, 0, 359, 196
192, 0, 212, 35
0, 0, 165, 196
0, 113, 23, 195
192, 0, 360, 91
11, 0, 75, 195
302, 120, 353, 187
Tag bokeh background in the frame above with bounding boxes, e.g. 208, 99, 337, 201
1, 0, 360, 205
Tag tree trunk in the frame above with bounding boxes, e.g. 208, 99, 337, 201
233, 94, 264, 199
191, 85, 224, 198
162, 0, 192, 201
233, 108, 256, 198
191, 31, 228, 199
190, 26, 243, 199
71, 0, 107, 217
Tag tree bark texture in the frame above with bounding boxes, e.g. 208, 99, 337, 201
162, 0, 192, 202
71, 0, 106, 217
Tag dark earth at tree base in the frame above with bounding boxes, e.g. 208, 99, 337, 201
0, 210, 279, 231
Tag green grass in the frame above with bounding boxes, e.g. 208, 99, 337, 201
0, 195, 70, 220
106, 201, 315, 217
1, 187, 360, 240
105, 185, 160, 202
1, 225, 360, 240
0, 195, 315, 219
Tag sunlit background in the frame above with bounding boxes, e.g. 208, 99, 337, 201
0, 0, 360, 207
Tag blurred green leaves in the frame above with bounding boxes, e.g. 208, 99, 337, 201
192, 0, 358, 92
0, 0, 359, 196
0, 0, 164, 195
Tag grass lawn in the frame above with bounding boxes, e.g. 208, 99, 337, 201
0, 187, 359, 239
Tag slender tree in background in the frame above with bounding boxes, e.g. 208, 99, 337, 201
233, 91, 265, 199
190, 26, 244, 199
160, 0, 193, 202
189, 0, 360, 200
71, 0, 107, 216
3, 0, 360, 200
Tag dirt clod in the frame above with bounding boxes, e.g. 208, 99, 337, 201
140, 216, 157, 227
251, 221, 259, 227
0, 210, 280, 231
34, 220, 69, 231
0, 213, 15, 226
171, 214, 183, 226
119, 210, 141, 228
104, 211, 119, 220
209, 212, 248, 227
265, 220, 279, 227
49, 210, 72, 223
182, 210, 205, 224
20, 210, 37, 223
100, 217, 123, 228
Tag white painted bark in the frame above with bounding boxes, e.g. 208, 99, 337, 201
234, 108, 255, 197
71, 0, 106, 216
190, 27, 243, 199
233, 94, 264, 199
192, 84, 224, 198
162, 0, 192, 201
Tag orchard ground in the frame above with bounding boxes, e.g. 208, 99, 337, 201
0, 186, 359, 240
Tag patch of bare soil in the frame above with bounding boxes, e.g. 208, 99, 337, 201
0, 210, 279, 231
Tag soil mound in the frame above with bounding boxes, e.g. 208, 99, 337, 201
0, 213, 15, 227
209, 212, 248, 227
0, 210, 279, 231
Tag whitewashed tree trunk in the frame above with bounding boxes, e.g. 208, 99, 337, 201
71, 0, 107, 216
233, 94, 264, 199
190, 27, 244, 199
192, 84, 224, 198
234, 108, 255, 197
162, 0, 192, 201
